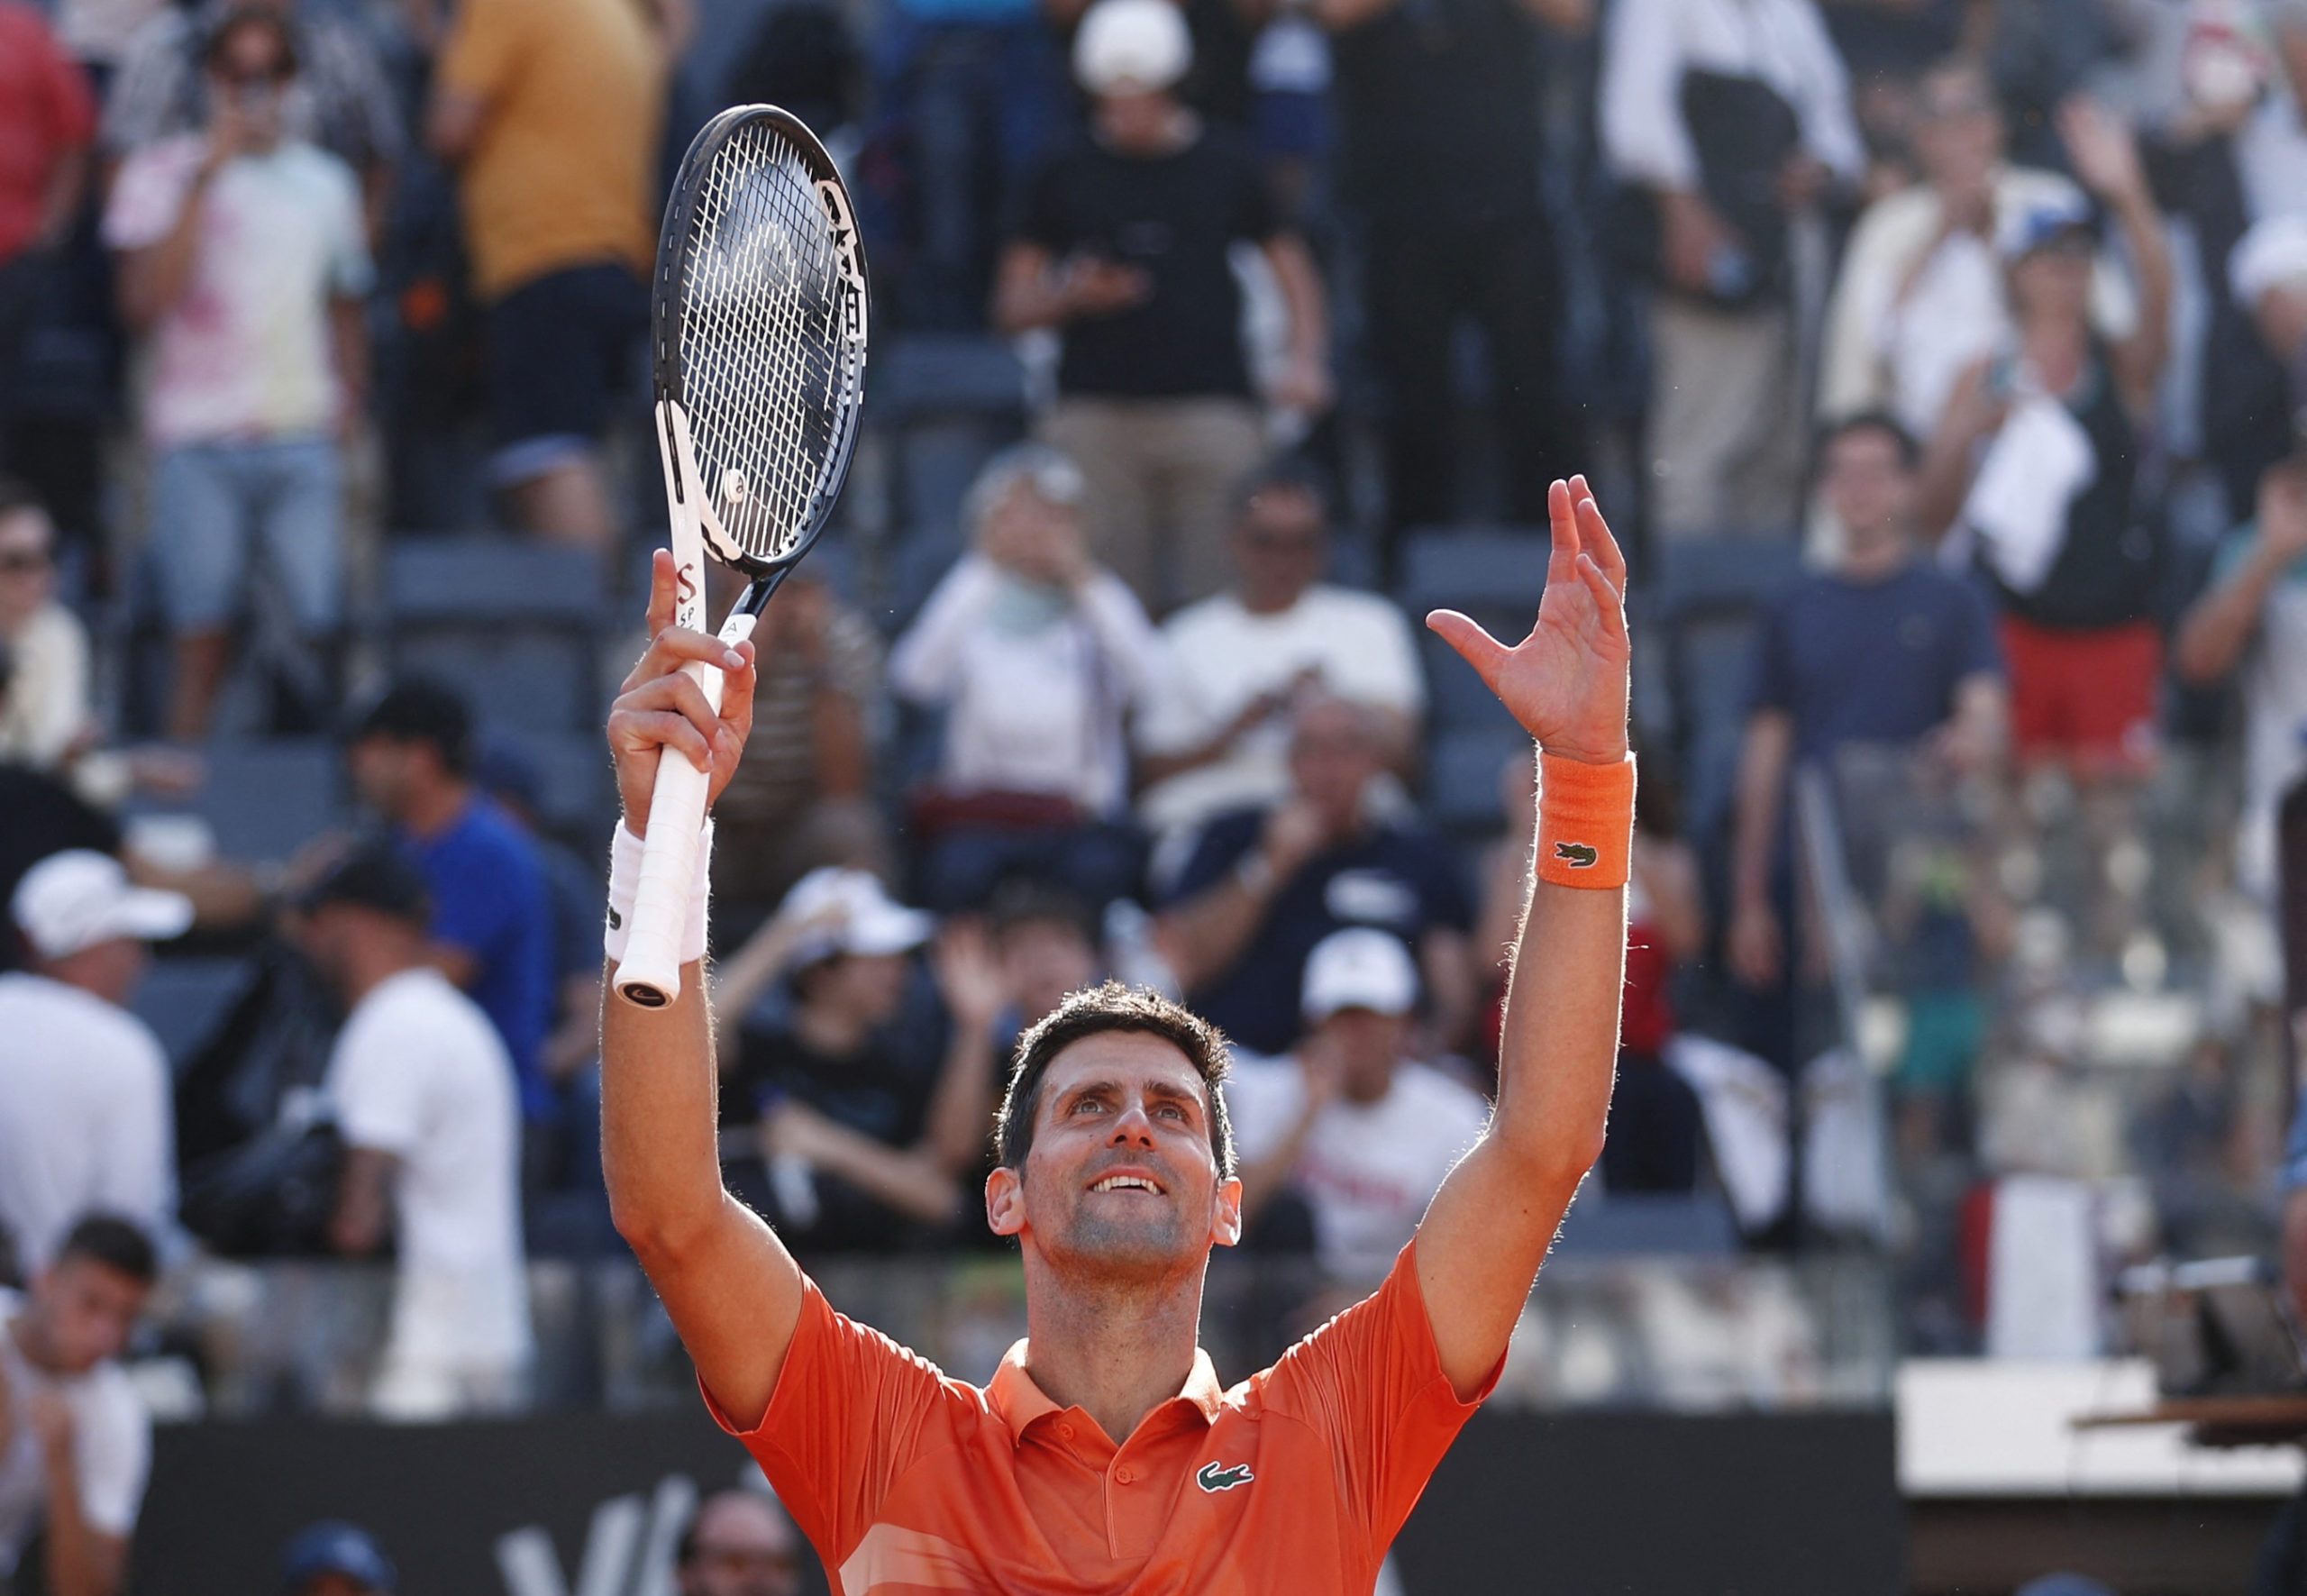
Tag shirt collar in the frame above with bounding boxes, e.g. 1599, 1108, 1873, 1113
986, 1340, 1226, 1443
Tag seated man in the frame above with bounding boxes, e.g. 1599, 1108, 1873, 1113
1134, 459, 1425, 867
1155, 695, 1473, 1056
0, 1215, 160, 1596
675, 1490, 803, 1596
301, 845, 531, 1419
1227, 929, 1491, 1280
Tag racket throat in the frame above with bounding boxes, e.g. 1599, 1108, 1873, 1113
733, 570, 789, 621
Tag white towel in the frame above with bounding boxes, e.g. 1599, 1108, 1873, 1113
1964, 393, 2097, 596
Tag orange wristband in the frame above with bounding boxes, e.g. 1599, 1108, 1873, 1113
1536, 751, 1637, 889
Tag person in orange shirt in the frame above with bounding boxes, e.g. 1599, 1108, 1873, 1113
598, 475, 1636, 1593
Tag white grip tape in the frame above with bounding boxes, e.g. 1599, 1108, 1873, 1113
604, 816, 712, 966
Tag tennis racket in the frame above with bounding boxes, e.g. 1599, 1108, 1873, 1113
613, 105, 869, 1009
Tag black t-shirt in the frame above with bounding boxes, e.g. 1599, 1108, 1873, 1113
1989, 352, 2163, 632
1163, 808, 1474, 1055
1017, 127, 1277, 399
1329, 0, 1545, 222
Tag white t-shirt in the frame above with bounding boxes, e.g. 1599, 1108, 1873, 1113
0, 974, 175, 1276
324, 969, 530, 1372
0, 605, 95, 773
101, 135, 373, 447
1226, 1054, 1491, 1279
0, 1291, 150, 1573
1134, 587, 1426, 834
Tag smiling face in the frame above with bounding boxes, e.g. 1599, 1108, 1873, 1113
988, 1030, 1241, 1282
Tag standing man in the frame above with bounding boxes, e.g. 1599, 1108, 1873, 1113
0, 852, 187, 1277
300, 845, 531, 1420
104, 8, 371, 743
1318, 0, 1589, 543
597, 472, 1632, 1588
995, 0, 1329, 615
346, 679, 555, 1135
426, 0, 679, 550
0, 1215, 158, 1596
0, 4, 96, 479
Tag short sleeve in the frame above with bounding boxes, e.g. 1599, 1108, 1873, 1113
1255, 1240, 1497, 1549
73, 1377, 151, 1539
328, 1013, 425, 1156
100, 141, 197, 252
706, 1281, 971, 1564
1948, 575, 2002, 684
422, 839, 518, 966
1747, 596, 1798, 716
1163, 811, 1262, 904
436, 0, 522, 105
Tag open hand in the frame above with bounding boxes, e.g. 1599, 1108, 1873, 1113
1427, 477, 1630, 765
607, 549, 758, 835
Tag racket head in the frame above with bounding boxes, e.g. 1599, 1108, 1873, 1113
652, 105, 869, 577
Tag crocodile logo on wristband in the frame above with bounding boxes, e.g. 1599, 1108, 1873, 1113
1553, 841, 1599, 870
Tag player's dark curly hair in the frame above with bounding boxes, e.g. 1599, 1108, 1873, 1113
995, 982, 1236, 1180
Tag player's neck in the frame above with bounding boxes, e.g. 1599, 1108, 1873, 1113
1019, 1258, 1207, 1445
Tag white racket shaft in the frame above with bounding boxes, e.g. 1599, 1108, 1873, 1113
615, 402, 752, 1008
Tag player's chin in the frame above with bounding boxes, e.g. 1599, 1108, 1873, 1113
1057, 1207, 1196, 1271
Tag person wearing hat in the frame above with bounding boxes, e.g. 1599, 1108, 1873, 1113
1225, 927, 1491, 1280
0, 850, 187, 1278
710, 868, 1003, 1251
0, 1214, 160, 1596
300, 843, 531, 1419
993, 0, 1330, 616
277, 1518, 396, 1596
1919, 96, 2173, 792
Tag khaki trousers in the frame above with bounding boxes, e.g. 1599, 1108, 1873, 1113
1646, 296, 1806, 540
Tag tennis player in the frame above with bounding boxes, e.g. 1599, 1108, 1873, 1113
601, 475, 1634, 1593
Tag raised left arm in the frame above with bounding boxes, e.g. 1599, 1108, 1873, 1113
1415, 478, 1631, 1399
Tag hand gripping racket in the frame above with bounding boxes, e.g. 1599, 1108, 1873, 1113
613, 105, 869, 1008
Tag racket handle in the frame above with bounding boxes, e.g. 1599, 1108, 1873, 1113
613, 662, 720, 1009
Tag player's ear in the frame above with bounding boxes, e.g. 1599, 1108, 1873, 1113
1210, 1176, 1244, 1249
987, 1165, 1026, 1237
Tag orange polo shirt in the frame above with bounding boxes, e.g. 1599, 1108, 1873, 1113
706, 1239, 1499, 1594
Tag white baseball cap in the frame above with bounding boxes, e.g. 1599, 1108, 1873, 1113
1074, 0, 1191, 96
778, 867, 934, 965
1301, 927, 1418, 1023
13, 850, 193, 962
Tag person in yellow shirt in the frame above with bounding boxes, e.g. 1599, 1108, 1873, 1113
424, 0, 690, 550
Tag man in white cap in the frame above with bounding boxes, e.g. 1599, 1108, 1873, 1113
1225, 927, 1491, 1280
0, 851, 187, 1276
993, 0, 1329, 615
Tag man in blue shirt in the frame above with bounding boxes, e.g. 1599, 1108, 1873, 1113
347, 679, 556, 1128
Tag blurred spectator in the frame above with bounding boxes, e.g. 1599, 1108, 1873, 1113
710, 570, 890, 927
1600, 0, 1863, 538
726, 5, 863, 149
676, 1491, 801, 1596
0, 852, 185, 1277
994, 0, 1329, 615
1227, 928, 1490, 1278
711, 870, 1001, 1252
425, 0, 679, 550
985, 880, 1104, 1036
1473, 749, 1707, 1190
300, 844, 531, 1420
1728, 415, 2002, 1050
1819, 60, 2121, 442
1918, 103, 2172, 780
1155, 695, 1474, 1056
2233, 214, 2307, 419
0, 774, 118, 952
889, 446, 1163, 912
470, 742, 602, 1103
50, 0, 169, 79
103, 0, 403, 237
0, 483, 91, 776
0, 1215, 157, 1596
103, 9, 371, 743
2176, 458, 2307, 899
346, 679, 555, 1132
1133, 459, 1424, 869
1319, 0, 1589, 538
0, 5, 96, 467
278, 1520, 396, 1596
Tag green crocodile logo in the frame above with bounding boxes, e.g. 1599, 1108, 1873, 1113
1196, 1462, 1254, 1493
1553, 841, 1599, 870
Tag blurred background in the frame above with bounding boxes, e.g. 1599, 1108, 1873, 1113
2, 0, 2307, 1586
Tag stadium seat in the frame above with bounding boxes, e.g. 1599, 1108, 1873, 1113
1398, 525, 1551, 617
132, 956, 256, 1075
1646, 537, 1802, 622
1648, 539, 1802, 845
1426, 725, 1530, 834
485, 727, 616, 845
386, 539, 608, 734
1419, 630, 1524, 736
879, 527, 965, 637
873, 333, 1027, 421
386, 538, 606, 624
123, 739, 347, 862
1551, 1191, 1742, 1256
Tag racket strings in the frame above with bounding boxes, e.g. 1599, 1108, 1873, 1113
678, 122, 862, 562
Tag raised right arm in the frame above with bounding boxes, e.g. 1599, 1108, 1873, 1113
601, 552, 801, 1431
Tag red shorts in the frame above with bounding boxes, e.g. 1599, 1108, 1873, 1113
1998, 614, 2160, 773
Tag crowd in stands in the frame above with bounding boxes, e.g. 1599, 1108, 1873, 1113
0, 0, 2301, 1482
